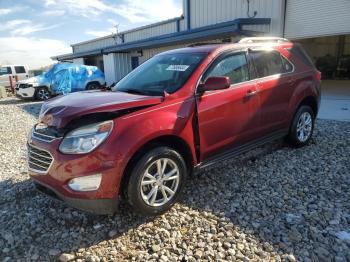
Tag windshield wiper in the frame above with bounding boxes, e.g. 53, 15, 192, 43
120, 88, 148, 95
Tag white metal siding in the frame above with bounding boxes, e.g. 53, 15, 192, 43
285, 0, 350, 39
124, 21, 178, 42
103, 53, 131, 85
74, 21, 179, 53
103, 54, 116, 85
139, 45, 184, 64
74, 37, 118, 53
115, 53, 131, 82
189, 0, 284, 36
72, 58, 84, 65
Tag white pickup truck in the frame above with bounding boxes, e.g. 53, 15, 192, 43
0, 65, 29, 88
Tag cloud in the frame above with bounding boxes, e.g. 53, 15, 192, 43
12, 24, 61, 36
44, 0, 113, 17
0, 8, 12, 15
42, 10, 66, 16
0, 37, 71, 69
42, 0, 182, 23
85, 30, 114, 37
0, 20, 31, 31
0, 19, 61, 36
116, 0, 182, 23
85, 18, 123, 37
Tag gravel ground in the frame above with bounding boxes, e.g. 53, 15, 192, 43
0, 97, 350, 262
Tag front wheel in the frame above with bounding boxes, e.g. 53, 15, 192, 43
35, 87, 51, 101
126, 147, 187, 216
287, 105, 315, 147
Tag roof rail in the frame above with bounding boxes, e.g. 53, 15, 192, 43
188, 42, 220, 47
238, 37, 290, 44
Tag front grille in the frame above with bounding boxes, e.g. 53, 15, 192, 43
28, 144, 53, 173
18, 84, 30, 89
32, 125, 59, 142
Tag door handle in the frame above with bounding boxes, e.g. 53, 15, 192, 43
245, 89, 258, 97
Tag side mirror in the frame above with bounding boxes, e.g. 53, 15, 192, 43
198, 76, 230, 93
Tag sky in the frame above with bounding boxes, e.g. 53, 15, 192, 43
0, 0, 183, 69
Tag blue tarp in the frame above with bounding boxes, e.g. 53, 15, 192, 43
34, 63, 105, 94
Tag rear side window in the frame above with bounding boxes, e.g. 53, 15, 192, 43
250, 50, 288, 78
15, 66, 26, 74
287, 45, 315, 68
281, 56, 294, 73
204, 53, 250, 84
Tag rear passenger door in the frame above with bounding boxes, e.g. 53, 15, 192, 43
249, 49, 294, 133
196, 52, 261, 160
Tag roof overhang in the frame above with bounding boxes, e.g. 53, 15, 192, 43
53, 18, 271, 61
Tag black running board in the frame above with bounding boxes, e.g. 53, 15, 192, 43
195, 130, 287, 170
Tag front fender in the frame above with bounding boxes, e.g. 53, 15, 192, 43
111, 97, 197, 175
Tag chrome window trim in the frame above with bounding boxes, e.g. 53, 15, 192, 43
195, 48, 296, 97
248, 49, 295, 77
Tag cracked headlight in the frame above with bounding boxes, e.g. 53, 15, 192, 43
59, 120, 114, 154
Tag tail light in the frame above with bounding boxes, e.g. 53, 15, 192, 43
316, 70, 322, 82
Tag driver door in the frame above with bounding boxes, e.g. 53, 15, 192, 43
196, 52, 261, 160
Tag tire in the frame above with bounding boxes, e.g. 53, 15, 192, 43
86, 82, 100, 90
126, 146, 187, 216
35, 87, 51, 101
287, 105, 315, 147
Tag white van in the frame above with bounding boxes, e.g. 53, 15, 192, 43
0, 65, 29, 88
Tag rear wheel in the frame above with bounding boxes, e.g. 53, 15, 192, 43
86, 82, 100, 90
287, 105, 315, 147
35, 87, 50, 100
126, 147, 187, 216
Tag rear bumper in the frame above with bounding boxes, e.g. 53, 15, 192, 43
34, 181, 119, 215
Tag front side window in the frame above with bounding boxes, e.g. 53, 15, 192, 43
0, 66, 12, 76
15, 66, 26, 74
112, 53, 206, 96
250, 50, 286, 78
204, 53, 249, 85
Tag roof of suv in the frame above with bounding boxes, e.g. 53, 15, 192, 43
162, 41, 294, 56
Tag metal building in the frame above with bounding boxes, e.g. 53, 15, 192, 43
53, 0, 350, 86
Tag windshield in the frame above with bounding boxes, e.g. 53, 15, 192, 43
112, 53, 206, 96
0, 66, 12, 76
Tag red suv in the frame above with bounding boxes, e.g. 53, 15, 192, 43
28, 38, 321, 216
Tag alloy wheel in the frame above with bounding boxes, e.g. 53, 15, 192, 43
296, 112, 313, 142
38, 89, 50, 100
140, 158, 180, 207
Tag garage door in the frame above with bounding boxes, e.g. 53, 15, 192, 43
284, 0, 350, 39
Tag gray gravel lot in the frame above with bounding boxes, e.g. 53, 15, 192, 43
0, 97, 350, 262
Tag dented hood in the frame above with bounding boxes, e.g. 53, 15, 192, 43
39, 90, 163, 128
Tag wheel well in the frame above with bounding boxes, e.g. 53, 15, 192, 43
86, 81, 100, 88
120, 135, 194, 197
34, 86, 49, 95
298, 96, 318, 115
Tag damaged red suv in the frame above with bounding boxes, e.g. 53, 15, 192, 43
28, 38, 321, 215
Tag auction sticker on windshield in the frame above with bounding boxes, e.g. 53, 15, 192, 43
166, 65, 189, 71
